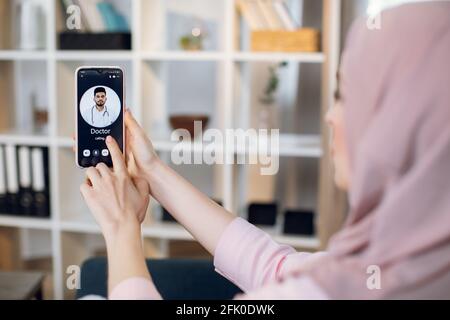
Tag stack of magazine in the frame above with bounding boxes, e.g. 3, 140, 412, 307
0, 145, 50, 218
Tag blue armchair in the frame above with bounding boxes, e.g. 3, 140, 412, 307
76, 257, 242, 300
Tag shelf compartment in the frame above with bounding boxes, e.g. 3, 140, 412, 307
0, 226, 54, 299
235, 0, 324, 55
55, 0, 132, 51
141, 60, 223, 141
140, 0, 226, 52
0, 0, 47, 51
232, 61, 322, 138
233, 156, 320, 241
60, 231, 106, 299
0, 60, 50, 137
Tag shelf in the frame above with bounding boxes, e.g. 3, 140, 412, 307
0, 50, 48, 61
153, 135, 321, 158
58, 135, 321, 158
59, 217, 319, 249
59, 220, 101, 234
233, 134, 322, 158
233, 52, 325, 63
0, 133, 51, 146
0, 50, 325, 63
140, 51, 225, 61
59, 217, 193, 241
0, 215, 52, 230
279, 134, 322, 158
58, 137, 219, 153
56, 137, 72, 148
153, 139, 224, 154
55, 50, 134, 61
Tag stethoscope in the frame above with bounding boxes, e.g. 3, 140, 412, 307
91, 105, 110, 124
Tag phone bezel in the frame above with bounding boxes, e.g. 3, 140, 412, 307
75, 66, 126, 168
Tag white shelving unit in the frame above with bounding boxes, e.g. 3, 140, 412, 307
0, 0, 341, 299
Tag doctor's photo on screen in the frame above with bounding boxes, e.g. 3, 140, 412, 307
80, 86, 121, 128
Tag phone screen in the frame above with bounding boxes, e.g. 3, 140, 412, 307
76, 67, 124, 168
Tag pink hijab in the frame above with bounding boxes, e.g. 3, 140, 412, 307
305, 2, 450, 299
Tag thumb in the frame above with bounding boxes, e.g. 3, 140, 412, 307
124, 109, 144, 139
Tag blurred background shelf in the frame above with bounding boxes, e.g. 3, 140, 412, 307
140, 51, 226, 61
232, 52, 325, 63
0, 133, 51, 146
0, 215, 52, 230
0, 0, 348, 299
55, 50, 134, 61
0, 50, 48, 61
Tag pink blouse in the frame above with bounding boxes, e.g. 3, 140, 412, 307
109, 217, 329, 300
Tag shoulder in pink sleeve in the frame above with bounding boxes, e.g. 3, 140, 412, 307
234, 275, 329, 300
214, 217, 328, 292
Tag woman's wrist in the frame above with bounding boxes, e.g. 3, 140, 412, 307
103, 215, 141, 247
143, 157, 165, 187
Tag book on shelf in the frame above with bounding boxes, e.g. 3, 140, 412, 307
96, 2, 129, 32
236, 0, 266, 30
59, 0, 129, 33
237, 0, 298, 31
76, 0, 106, 32
272, 0, 298, 31
257, 0, 285, 30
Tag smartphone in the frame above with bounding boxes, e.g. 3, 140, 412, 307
75, 66, 125, 168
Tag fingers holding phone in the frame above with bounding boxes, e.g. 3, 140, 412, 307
80, 135, 150, 235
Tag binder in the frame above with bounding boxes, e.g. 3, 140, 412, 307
5, 144, 20, 215
18, 146, 34, 216
31, 147, 50, 217
0, 145, 7, 214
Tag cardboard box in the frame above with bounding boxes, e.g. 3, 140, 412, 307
251, 29, 320, 53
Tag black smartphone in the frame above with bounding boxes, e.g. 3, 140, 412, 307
75, 66, 125, 168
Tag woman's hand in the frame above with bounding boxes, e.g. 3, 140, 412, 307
124, 109, 160, 180
80, 135, 150, 240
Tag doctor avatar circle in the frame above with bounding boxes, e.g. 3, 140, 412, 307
80, 86, 121, 128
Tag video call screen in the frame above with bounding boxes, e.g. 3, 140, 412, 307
77, 67, 124, 168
